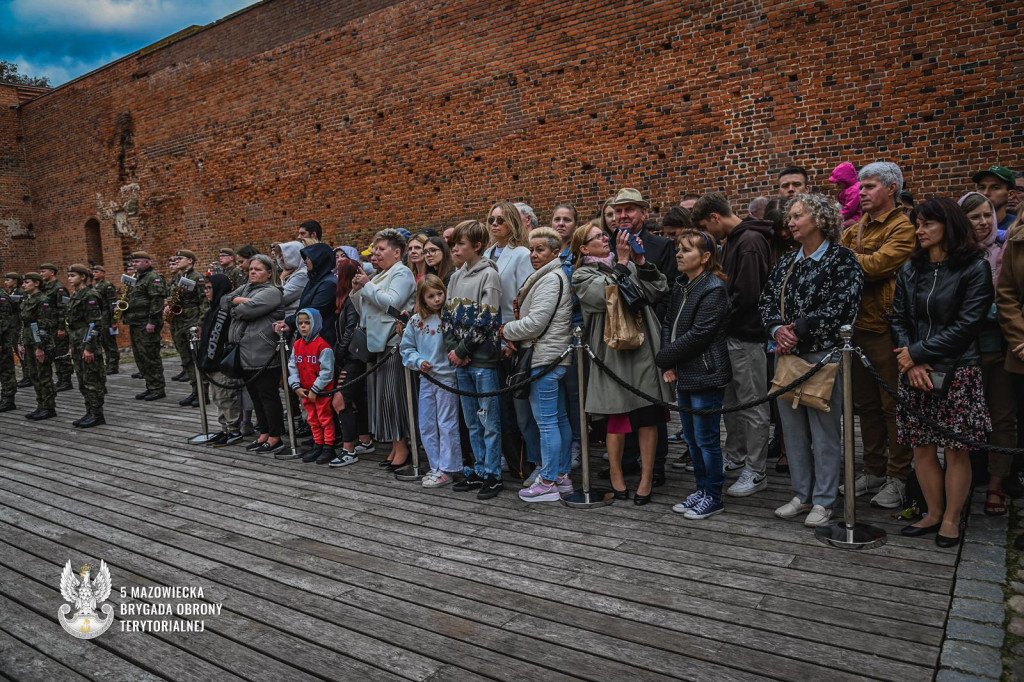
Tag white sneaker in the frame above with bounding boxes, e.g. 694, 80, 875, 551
522, 468, 542, 488
328, 452, 359, 468
803, 505, 833, 527
839, 472, 885, 497
870, 477, 906, 509
353, 440, 375, 455
672, 490, 705, 514
570, 442, 582, 470
774, 496, 812, 519
727, 469, 767, 497
423, 472, 452, 488
724, 461, 745, 479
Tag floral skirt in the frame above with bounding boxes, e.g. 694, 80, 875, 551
897, 366, 991, 449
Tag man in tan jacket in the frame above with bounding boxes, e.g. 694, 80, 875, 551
839, 162, 916, 508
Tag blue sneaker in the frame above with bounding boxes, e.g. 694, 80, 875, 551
684, 495, 724, 520
672, 490, 705, 514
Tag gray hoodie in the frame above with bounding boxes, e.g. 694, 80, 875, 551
442, 257, 502, 368
277, 240, 309, 317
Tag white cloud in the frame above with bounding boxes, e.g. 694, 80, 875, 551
10, 0, 253, 34
10, 52, 125, 86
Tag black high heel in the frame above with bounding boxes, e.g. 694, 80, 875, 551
378, 459, 394, 468
633, 492, 652, 506
612, 488, 629, 501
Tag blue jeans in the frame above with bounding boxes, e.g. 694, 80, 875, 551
679, 390, 726, 501
457, 366, 502, 479
530, 365, 571, 482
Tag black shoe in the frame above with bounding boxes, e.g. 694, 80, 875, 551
179, 392, 197, 407
131, 372, 143, 379
33, 409, 57, 421
54, 380, 73, 392
316, 448, 335, 465
224, 433, 244, 446
73, 413, 89, 427
143, 391, 166, 401
245, 439, 264, 451
935, 532, 961, 548
901, 522, 940, 537
767, 435, 782, 459
294, 423, 313, 438
17, 378, 32, 388
386, 458, 410, 472
453, 472, 484, 491
477, 476, 503, 500
78, 414, 105, 428
378, 458, 394, 468
135, 390, 152, 400
260, 441, 285, 455
302, 445, 323, 463
0, 402, 16, 413
633, 492, 652, 506
25, 409, 43, 420
652, 470, 666, 488
209, 432, 230, 446
106, 366, 119, 375
612, 487, 630, 501
171, 370, 188, 382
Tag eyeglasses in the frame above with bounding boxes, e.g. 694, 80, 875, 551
584, 233, 609, 244
423, 248, 443, 256
487, 216, 506, 226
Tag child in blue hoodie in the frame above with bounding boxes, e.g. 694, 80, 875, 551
401, 275, 461, 487
287, 308, 338, 465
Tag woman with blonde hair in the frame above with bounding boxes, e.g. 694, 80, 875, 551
408, 233, 430, 283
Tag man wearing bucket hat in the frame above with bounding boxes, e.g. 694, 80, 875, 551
39, 262, 74, 392
972, 166, 1018, 237
165, 249, 207, 406
90, 265, 119, 375
66, 264, 106, 427
18, 273, 58, 419
126, 251, 167, 400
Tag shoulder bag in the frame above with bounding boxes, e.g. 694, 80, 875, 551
770, 258, 840, 412
506, 276, 564, 399
349, 327, 371, 363
604, 278, 645, 351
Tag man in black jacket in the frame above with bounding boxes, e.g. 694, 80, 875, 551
693, 193, 774, 498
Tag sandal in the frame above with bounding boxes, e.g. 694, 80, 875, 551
985, 489, 1009, 516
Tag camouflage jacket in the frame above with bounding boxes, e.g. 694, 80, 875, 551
168, 268, 208, 323
42, 279, 70, 333
20, 291, 59, 350
126, 267, 167, 327
223, 265, 247, 289
92, 279, 116, 322
67, 285, 105, 353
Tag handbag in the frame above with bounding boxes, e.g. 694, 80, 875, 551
604, 283, 645, 350
770, 258, 839, 412
349, 327, 370, 363
506, 276, 563, 399
218, 342, 244, 379
616, 271, 648, 315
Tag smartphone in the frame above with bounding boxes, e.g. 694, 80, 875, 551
386, 305, 409, 322
929, 371, 947, 392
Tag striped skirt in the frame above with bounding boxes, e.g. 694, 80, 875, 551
367, 349, 410, 442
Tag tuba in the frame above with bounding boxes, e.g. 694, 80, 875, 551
112, 274, 136, 325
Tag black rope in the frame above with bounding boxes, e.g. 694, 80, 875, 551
418, 347, 572, 398
587, 345, 837, 415
858, 350, 1024, 455
190, 344, 278, 389
314, 346, 399, 395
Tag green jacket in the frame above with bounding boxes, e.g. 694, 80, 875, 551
67, 286, 105, 353
0, 288, 17, 342
20, 291, 58, 350
168, 269, 208, 323
93, 279, 116, 323
42, 278, 69, 334
223, 265, 247, 289
126, 267, 167, 327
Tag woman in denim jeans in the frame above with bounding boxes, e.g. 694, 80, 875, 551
656, 229, 732, 519
502, 228, 574, 502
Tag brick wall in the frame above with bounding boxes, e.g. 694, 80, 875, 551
0, 85, 39, 273
4, 0, 1022, 279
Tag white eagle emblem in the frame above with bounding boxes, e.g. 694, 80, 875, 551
58, 560, 114, 639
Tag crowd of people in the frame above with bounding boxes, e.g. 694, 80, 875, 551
6, 161, 1024, 547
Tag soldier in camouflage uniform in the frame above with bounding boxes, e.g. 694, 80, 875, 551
0, 274, 18, 411
91, 265, 120, 375
218, 248, 248, 289
126, 251, 167, 401
165, 249, 207, 407
38, 263, 73, 392
66, 264, 106, 428
5, 273, 31, 389
18, 273, 58, 420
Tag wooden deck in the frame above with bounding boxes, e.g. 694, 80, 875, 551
0, 363, 960, 681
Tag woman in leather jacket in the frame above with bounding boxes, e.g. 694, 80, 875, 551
892, 197, 994, 546
655, 229, 732, 520
330, 258, 374, 463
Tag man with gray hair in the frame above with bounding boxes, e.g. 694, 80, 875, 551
515, 202, 538, 234
839, 161, 916, 508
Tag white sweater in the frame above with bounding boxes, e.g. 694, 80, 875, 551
483, 244, 533, 324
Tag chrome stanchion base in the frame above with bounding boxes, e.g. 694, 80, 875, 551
815, 522, 887, 550
275, 447, 303, 461
561, 487, 615, 509
394, 465, 426, 482
187, 433, 219, 445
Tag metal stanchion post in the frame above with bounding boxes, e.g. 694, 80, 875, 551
187, 326, 218, 445
815, 325, 887, 550
395, 364, 425, 481
562, 327, 613, 508
275, 331, 301, 460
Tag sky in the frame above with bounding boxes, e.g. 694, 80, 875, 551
0, 0, 255, 86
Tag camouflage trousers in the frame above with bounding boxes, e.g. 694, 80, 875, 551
129, 324, 165, 392
53, 331, 73, 383
172, 316, 199, 391
72, 345, 106, 415
23, 344, 55, 410
0, 341, 15, 403
100, 323, 119, 371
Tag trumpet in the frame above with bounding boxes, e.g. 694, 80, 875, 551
164, 276, 195, 324
112, 274, 136, 325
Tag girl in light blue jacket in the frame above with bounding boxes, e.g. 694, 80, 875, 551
400, 275, 461, 487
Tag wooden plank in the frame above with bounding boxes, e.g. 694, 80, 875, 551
0, 629, 87, 682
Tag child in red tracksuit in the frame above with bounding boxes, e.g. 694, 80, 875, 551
287, 308, 336, 465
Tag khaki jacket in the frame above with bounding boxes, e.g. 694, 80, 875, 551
997, 222, 1024, 373
839, 207, 915, 334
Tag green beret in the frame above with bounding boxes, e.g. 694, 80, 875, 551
176, 249, 197, 261
68, 264, 91, 277
218, 247, 235, 257
91, 265, 106, 273
130, 251, 151, 260
23, 272, 42, 283
38, 263, 58, 273
4, 272, 21, 280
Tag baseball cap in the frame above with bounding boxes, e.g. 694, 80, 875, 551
972, 166, 1015, 189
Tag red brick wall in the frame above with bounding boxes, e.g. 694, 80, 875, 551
0, 85, 38, 273
6, 0, 1022, 279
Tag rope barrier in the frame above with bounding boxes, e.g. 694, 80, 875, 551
858, 350, 1024, 455
191, 345, 278, 389
315, 346, 399, 396
586, 345, 837, 415
418, 346, 572, 398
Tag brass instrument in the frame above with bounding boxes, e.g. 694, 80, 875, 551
164, 276, 195, 324
112, 274, 136, 325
